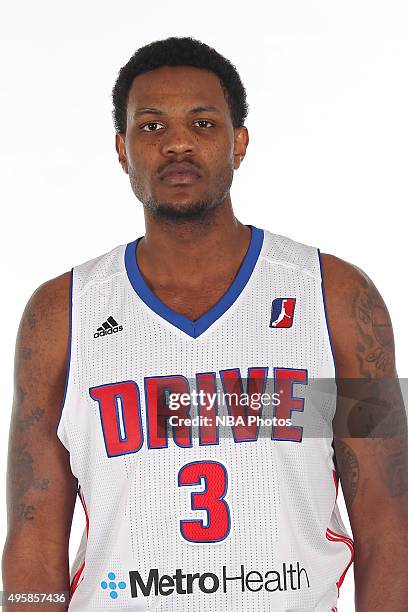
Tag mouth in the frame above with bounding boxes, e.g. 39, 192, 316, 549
160, 171, 202, 185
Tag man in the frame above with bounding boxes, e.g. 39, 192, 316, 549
2, 36, 408, 611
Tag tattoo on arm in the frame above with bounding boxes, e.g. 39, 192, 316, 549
16, 407, 45, 433
344, 391, 408, 498
333, 439, 360, 505
351, 281, 394, 377
337, 275, 408, 499
8, 384, 50, 523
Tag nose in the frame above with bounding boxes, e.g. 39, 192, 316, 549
160, 124, 195, 157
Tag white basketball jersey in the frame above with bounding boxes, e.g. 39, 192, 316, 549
56, 225, 354, 611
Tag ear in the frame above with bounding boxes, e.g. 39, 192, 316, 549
233, 126, 249, 170
115, 133, 129, 174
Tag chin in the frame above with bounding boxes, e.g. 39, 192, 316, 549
143, 191, 221, 219
152, 201, 214, 221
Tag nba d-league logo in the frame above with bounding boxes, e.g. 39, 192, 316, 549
269, 298, 296, 328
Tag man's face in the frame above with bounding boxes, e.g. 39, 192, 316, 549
115, 65, 248, 221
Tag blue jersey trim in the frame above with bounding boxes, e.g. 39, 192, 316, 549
56, 267, 74, 434
125, 225, 264, 339
317, 249, 338, 381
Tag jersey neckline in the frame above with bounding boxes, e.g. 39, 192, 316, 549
124, 224, 264, 339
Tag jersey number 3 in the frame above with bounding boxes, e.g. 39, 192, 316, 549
178, 460, 231, 543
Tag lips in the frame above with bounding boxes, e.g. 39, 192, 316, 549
161, 172, 201, 185
159, 162, 202, 183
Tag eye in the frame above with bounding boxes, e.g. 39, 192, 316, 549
141, 122, 164, 132
194, 120, 214, 128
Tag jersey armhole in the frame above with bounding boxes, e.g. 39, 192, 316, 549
317, 248, 338, 382
56, 267, 74, 440
317, 248, 339, 468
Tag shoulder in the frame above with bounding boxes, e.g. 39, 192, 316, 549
16, 271, 72, 382
21, 271, 71, 333
319, 253, 395, 377
319, 252, 370, 313
319, 252, 381, 316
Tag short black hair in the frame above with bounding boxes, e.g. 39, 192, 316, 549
111, 36, 248, 133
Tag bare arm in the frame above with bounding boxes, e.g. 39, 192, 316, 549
321, 253, 408, 611
2, 272, 78, 611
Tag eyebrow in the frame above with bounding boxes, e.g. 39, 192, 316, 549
133, 105, 222, 117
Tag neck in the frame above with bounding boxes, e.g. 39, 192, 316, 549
137, 199, 251, 291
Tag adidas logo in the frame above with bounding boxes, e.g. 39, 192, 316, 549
94, 316, 123, 339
